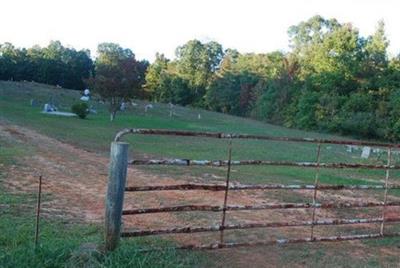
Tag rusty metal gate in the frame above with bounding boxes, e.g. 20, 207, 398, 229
104, 128, 400, 251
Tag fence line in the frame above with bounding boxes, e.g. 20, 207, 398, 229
125, 183, 400, 191
381, 148, 392, 235
121, 217, 400, 237
219, 140, 232, 244
122, 201, 400, 215
172, 232, 400, 251
310, 143, 322, 239
129, 159, 400, 170
114, 128, 399, 148
104, 128, 400, 251
124, 233, 400, 252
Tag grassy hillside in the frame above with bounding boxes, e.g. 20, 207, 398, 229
1, 80, 398, 188
2, 81, 400, 267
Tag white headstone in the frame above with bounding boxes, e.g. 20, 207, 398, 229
145, 104, 153, 113
43, 103, 51, 112
372, 148, 382, 154
120, 102, 126, 111
361, 147, 371, 159
198, 113, 201, 120
43, 103, 56, 112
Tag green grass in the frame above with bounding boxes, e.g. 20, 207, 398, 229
2, 81, 400, 266
1, 80, 399, 188
0, 195, 205, 268
0, 137, 206, 268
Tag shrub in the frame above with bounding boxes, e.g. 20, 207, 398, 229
71, 102, 89, 119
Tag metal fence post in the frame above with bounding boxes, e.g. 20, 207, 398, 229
105, 141, 129, 251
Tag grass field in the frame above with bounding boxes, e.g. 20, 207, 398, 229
1, 81, 398, 186
1, 81, 400, 267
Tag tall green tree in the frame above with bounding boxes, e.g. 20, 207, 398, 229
175, 40, 224, 105
361, 20, 390, 89
144, 53, 169, 101
87, 43, 148, 121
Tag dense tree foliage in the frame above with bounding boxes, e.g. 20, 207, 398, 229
144, 17, 400, 141
86, 43, 148, 121
144, 40, 224, 106
0, 41, 93, 90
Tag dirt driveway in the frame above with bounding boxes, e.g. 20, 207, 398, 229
1, 122, 400, 267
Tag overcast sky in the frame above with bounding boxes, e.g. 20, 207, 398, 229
1, 0, 399, 61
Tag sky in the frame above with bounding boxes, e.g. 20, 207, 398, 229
1, 0, 399, 61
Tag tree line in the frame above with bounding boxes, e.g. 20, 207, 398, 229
0, 41, 93, 90
1, 15, 400, 140
145, 16, 400, 141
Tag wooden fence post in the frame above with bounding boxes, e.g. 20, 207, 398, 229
105, 141, 129, 251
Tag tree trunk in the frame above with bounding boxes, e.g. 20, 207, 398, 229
110, 111, 117, 121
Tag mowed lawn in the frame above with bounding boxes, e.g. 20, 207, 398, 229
1, 80, 399, 188
2, 81, 400, 267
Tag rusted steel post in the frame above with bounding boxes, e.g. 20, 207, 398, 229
220, 140, 232, 243
310, 144, 321, 240
35, 175, 42, 248
105, 142, 129, 251
380, 147, 392, 235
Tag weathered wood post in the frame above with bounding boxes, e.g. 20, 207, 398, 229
105, 142, 129, 251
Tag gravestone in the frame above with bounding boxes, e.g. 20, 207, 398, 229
43, 103, 51, 112
346, 145, 352, 153
361, 147, 371, 159
44, 103, 57, 112
168, 103, 174, 117
144, 104, 153, 113
120, 102, 126, 111
89, 105, 97, 114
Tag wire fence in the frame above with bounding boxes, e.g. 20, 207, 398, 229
110, 128, 400, 251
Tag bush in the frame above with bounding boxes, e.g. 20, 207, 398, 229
71, 102, 89, 119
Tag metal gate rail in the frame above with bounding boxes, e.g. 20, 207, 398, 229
104, 128, 400, 251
